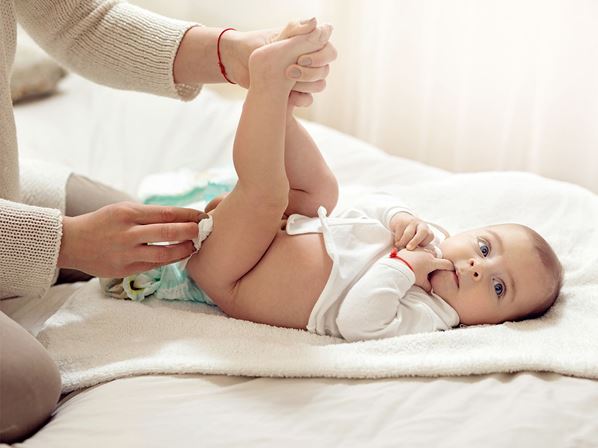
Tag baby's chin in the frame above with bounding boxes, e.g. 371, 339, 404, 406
429, 270, 454, 301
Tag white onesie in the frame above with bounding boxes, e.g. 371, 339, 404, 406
285, 192, 459, 342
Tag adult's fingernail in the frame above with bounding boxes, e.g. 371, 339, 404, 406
289, 67, 301, 79
301, 17, 316, 24
299, 57, 312, 67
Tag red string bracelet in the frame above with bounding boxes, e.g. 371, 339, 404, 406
389, 247, 415, 273
217, 28, 237, 84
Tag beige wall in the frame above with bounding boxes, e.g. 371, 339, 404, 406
132, 0, 598, 193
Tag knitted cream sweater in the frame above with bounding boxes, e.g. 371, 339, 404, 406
1, 0, 201, 299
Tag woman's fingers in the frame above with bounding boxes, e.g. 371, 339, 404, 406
286, 64, 329, 82
288, 91, 313, 107
290, 79, 327, 94
278, 24, 334, 63
60, 203, 206, 278
131, 222, 199, 244
131, 203, 206, 225
298, 42, 338, 68
125, 262, 162, 276
134, 241, 196, 264
278, 21, 335, 93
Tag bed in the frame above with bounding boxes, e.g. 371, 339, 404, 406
2, 74, 598, 447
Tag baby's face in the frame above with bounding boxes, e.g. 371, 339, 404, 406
429, 224, 551, 325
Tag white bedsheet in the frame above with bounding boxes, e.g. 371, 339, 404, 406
32, 171, 598, 393
4, 75, 597, 447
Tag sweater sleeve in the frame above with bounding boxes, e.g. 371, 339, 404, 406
15, 0, 201, 101
336, 256, 441, 341
0, 199, 63, 300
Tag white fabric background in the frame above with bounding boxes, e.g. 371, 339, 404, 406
132, 0, 598, 193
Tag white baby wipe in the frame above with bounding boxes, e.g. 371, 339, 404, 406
179, 215, 214, 270
102, 215, 216, 304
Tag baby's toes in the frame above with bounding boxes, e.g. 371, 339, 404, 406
275, 17, 317, 41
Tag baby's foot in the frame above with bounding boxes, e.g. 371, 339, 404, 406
248, 22, 333, 95
273, 17, 318, 42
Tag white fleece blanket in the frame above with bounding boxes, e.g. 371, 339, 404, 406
36, 171, 598, 393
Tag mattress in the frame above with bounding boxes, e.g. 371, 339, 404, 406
3, 75, 597, 447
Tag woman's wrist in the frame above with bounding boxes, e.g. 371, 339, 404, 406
173, 26, 247, 86
57, 216, 76, 269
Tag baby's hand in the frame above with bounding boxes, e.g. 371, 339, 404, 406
390, 212, 435, 250
248, 21, 333, 96
394, 248, 454, 293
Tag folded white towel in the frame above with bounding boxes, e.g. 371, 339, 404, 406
37, 172, 598, 393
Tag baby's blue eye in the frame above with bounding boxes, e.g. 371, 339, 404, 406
478, 240, 490, 257
494, 281, 505, 297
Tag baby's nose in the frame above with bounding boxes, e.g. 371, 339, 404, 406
467, 258, 484, 281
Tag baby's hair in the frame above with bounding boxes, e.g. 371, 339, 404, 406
513, 225, 563, 321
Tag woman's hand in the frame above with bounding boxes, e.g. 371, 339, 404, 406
221, 19, 337, 105
247, 23, 333, 97
57, 202, 207, 278
390, 212, 436, 250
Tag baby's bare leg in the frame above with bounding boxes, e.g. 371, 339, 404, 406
186, 25, 333, 316
274, 21, 339, 217
187, 91, 289, 316
284, 110, 338, 217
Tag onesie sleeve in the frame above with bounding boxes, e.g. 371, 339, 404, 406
351, 192, 414, 230
336, 256, 440, 341
15, 0, 201, 101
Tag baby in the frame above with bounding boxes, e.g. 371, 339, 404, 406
110, 20, 563, 341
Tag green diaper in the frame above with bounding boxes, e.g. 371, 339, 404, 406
123, 263, 214, 305
102, 170, 235, 304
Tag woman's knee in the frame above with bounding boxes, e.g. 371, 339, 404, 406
65, 173, 137, 217
0, 313, 61, 443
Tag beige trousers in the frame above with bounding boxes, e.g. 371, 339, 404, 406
0, 174, 135, 443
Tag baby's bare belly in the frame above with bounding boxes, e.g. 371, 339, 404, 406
233, 230, 333, 330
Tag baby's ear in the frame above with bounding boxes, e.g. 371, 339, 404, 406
274, 17, 317, 42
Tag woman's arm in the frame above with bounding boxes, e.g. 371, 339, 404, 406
16, 1, 337, 102
175, 21, 338, 94
16, 0, 202, 100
